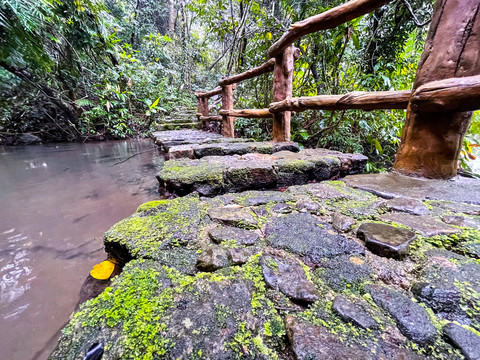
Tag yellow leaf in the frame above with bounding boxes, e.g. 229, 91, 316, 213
90, 260, 115, 280
266, 32, 272, 40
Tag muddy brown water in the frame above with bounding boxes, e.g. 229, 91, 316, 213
0, 139, 163, 360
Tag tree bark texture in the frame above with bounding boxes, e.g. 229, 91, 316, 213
221, 84, 236, 137
394, 0, 480, 179
269, 90, 411, 112
267, 0, 392, 58
272, 45, 295, 142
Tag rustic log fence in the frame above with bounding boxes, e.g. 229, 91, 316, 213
194, 0, 479, 178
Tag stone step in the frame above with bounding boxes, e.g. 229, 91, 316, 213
157, 149, 368, 197
167, 141, 300, 159
152, 129, 247, 151
157, 123, 200, 131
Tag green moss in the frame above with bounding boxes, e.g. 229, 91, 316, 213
104, 195, 205, 258
136, 200, 169, 213
159, 159, 224, 185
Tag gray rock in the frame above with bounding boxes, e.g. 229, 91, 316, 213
316, 255, 374, 291
379, 213, 460, 237
296, 200, 322, 214
443, 322, 480, 360
430, 201, 480, 216
285, 316, 368, 360
387, 198, 430, 215
272, 203, 292, 213
332, 295, 379, 330
442, 215, 480, 229
332, 212, 356, 232
15, 133, 42, 145
357, 222, 416, 259
168, 145, 194, 159
228, 247, 256, 265
260, 253, 319, 303
208, 226, 259, 246
208, 206, 258, 228
343, 172, 480, 205
196, 246, 229, 271
224, 155, 277, 191
366, 284, 437, 345
265, 213, 364, 263
233, 190, 294, 206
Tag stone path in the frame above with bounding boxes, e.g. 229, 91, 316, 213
158, 149, 368, 196
51, 173, 480, 360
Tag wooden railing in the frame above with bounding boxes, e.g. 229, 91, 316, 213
195, 0, 480, 143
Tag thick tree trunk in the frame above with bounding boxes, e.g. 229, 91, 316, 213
394, 0, 480, 179
168, 0, 175, 34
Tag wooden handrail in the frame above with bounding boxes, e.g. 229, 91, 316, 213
195, 87, 222, 99
199, 115, 223, 122
267, 0, 393, 58
219, 109, 273, 118
219, 59, 275, 86
269, 90, 411, 112
411, 75, 480, 112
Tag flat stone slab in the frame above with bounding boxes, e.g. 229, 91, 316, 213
168, 141, 300, 159
151, 129, 248, 151
208, 226, 260, 246
343, 172, 480, 205
443, 322, 480, 360
158, 149, 368, 197
380, 213, 460, 237
332, 295, 379, 330
357, 222, 417, 259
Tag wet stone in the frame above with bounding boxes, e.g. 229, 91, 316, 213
443, 322, 480, 360
260, 253, 320, 303
387, 197, 430, 216
285, 316, 371, 360
265, 213, 364, 263
412, 249, 480, 322
208, 206, 257, 229
430, 201, 480, 216
296, 200, 322, 214
168, 145, 194, 159
228, 247, 256, 265
233, 190, 294, 206
357, 222, 416, 259
316, 255, 374, 291
442, 215, 480, 229
272, 203, 292, 213
332, 295, 379, 330
208, 226, 259, 246
332, 212, 356, 232
366, 284, 437, 345
380, 213, 460, 237
196, 246, 229, 271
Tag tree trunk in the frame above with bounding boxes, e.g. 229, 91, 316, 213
394, 0, 480, 179
168, 0, 175, 34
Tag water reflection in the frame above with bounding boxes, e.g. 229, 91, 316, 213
0, 139, 163, 360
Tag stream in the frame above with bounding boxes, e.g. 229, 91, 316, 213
0, 139, 163, 360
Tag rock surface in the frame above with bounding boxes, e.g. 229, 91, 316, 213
357, 222, 416, 258
158, 149, 367, 197
50, 175, 480, 360
366, 284, 437, 345
443, 322, 480, 360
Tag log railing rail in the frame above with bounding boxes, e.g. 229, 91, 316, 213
195, 0, 480, 159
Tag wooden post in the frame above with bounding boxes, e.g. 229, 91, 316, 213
221, 84, 236, 137
393, 0, 480, 179
272, 44, 296, 142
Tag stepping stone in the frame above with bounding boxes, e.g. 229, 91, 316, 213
430, 200, 480, 216
158, 149, 367, 197
316, 255, 374, 291
196, 246, 229, 271
208, 226, 260, 246
357, 222, 416, 259
443, 322, 480, 360
387, 197, 430, 215
343, 172, 480, 205
168, 141, 300, 159
152, 129, 225, 150
332, 295, 379, 330
260, 253, 320, 303
379, 213, 460, 237
332, 212, 356, 232
208, 206, 258, 228
365, 284, 437, 345
442, 215, 480, 229
265, 213, 364, 263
